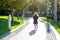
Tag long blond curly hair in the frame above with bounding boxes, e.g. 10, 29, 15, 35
33, 12, 39, 17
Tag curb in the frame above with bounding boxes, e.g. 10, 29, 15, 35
11, 20, 26, 32
0, 20, 29, 40
50, 24, 60, 40
40, 20, 60, 40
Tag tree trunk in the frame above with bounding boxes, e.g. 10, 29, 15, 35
46, 0, 49, 18
54, 0, 57, 22
11, 12, 14, 24
22, 10, 25, 19
8, 13, 11, 28
17, 10, 20, 20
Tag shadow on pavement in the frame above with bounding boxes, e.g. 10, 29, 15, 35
46, 22, 50, 33
46, 23, 57, 40
29, 30, 36, 36
40, 20, 50, 33
40, 20, 57, 40
0, 32, 11, 39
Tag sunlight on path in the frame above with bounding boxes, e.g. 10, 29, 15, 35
10, 18, 46, 40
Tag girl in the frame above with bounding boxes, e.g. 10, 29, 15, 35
33, 12, 39, 31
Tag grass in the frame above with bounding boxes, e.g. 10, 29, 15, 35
0, 16, 24, 36
41, 17, 60, 34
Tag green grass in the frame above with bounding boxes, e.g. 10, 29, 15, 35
41, 17, 60, 34
0, 16, 24, 36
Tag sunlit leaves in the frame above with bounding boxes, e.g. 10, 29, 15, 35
0, 0, 28, 10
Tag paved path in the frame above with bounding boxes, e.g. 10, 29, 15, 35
46, 29, 57, 40
10, 18, 46, 40
0, 18, 57, 40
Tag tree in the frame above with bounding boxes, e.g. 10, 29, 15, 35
29, 4, 38, 13
0, 0, 28, 28
7, 0, 28, 22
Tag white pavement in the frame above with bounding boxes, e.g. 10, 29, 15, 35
10, 18, 46, 40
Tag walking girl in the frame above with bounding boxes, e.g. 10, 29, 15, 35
33, 12, 39, 31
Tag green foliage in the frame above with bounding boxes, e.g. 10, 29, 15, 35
50, 0, 60, 11
0, 0, 7, 9
0, 0, 28, 10
9, 0, 28, 10
29, 4, 38, 12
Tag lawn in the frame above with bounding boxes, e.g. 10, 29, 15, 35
0, 16, 24, 36
41, 17, 60, 34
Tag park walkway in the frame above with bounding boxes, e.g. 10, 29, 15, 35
9, 18, 56, 40
0, 17, 57, 40
10, 18, 46, 40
